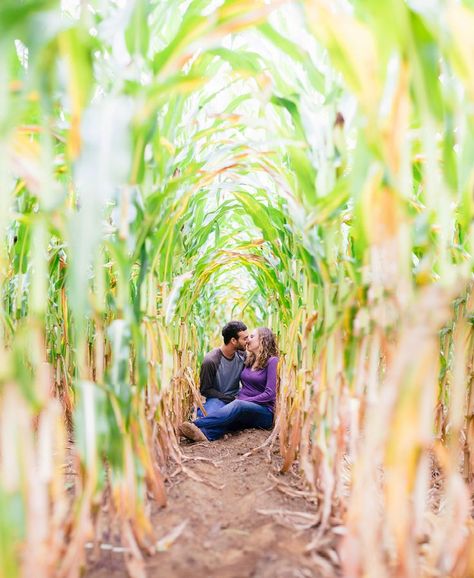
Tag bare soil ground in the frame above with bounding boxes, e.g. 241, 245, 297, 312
85, 429, 340, 578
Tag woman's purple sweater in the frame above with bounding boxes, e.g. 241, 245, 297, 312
236, 356, 279, 412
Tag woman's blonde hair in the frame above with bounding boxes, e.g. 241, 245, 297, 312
245, 327, 279, 370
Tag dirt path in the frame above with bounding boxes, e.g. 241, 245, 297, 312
86, 429, 340, 578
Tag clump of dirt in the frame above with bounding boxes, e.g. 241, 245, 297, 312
85, 429, 341, 578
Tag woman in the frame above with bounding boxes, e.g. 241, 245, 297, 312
179, 327, 279, 442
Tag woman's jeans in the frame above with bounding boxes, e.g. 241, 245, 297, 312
194, 400, 273, 441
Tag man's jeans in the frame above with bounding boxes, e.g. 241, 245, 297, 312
197, 397, 227, 418
194, 400, 273, 441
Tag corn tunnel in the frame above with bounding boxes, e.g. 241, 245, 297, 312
1, 1, 474, 577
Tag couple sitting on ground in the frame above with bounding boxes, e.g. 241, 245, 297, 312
179, 321, 279, 443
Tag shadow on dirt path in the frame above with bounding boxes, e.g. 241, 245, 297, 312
85, 429, 341, 578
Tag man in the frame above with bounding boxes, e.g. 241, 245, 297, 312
198, 321, 248, 416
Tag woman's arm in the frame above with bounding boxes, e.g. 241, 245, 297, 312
244, 357, 278, 404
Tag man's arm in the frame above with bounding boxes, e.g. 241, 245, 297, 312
199, 354, 228, 401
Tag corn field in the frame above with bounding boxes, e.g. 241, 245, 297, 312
0, 0, 473, 576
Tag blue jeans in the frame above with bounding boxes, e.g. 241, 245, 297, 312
194, 400, 273, 441
197, 397, 227, 418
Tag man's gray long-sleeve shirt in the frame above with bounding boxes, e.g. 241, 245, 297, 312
199, 348, 245, 403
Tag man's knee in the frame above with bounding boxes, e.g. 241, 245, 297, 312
199, 398, 226, 417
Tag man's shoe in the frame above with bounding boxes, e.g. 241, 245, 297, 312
178, 422, 208, 442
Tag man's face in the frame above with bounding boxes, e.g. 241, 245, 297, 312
233, 330, 249, 351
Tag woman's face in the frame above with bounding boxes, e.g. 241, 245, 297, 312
246, 329, 260, 353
